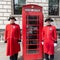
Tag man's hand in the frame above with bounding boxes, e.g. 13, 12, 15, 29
54, 43, 57, 47
42, 42, 44, 45
54, 41, 57, 47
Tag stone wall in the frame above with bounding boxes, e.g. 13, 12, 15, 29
0, 0, 60, 29
0, 0, 11, 29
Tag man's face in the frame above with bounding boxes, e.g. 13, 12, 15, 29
10, 19, 15, 24
46, 21, 51, 25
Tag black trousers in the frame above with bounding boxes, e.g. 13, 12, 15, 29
44, 53, 54, 60
50, 55, 54, 60
10, 53, 18, 60
45, 53, 49, 60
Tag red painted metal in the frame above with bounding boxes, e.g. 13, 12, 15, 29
22, 4, 43, 60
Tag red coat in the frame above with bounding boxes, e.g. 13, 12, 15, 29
42, 25, 57, 55
4, 23, 21, 56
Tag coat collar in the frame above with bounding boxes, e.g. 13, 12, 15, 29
10, 23, 15, 25
46, 25, 52, 26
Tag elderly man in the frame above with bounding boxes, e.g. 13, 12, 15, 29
42, 17, 57, 60
4, 16, 21, 60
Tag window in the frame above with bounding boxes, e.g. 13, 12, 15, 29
13, 0, 26, 15
49, 0, 59, 16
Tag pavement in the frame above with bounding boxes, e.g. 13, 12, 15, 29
54, 39, 60, 60
0, 42, 22, 60
0, 39, 60, 60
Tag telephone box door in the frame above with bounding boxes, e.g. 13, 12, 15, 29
22, 4, 43, 60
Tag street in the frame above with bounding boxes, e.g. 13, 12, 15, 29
0, 40, 60, 60
0, 42, 22, 60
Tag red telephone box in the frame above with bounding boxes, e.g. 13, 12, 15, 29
22, 4, 43, 60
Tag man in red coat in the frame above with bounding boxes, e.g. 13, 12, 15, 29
42, 17, 57, 60
4, 16, 21, 60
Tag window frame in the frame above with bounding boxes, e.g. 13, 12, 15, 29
11, 0, 26, 15
48, 0, 59, 17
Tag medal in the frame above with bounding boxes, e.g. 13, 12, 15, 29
50, 28, 52, 30
13, 26, 15, 28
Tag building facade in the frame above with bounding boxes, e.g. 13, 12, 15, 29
0, 0, 60, 41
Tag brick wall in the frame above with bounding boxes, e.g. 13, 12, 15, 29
0, 0, 11, 29
0, 0, 49, 29
0, 0, 60, 29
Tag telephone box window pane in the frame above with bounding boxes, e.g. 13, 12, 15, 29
26, 15, 39, 54
49, 0, 59, 15
28, 21, 38, 24
27, 40, 38, 44
13, 0, 26, 15
27, 16, 39, 24
27, 45, 39, 54
28, 16, 37, 19
27, 50, 39, 54
28, 35, 37, 39
28, 45, 37, 49
27, 25, 39, 34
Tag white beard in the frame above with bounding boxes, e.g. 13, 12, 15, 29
46, 24, 51, 26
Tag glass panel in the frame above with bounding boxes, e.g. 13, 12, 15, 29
26, 15, 39, 54
27, 16, 37, 19
27, 16, 39, 24
49, 0, 59, 15
27, 35, 38, 39
27, 39, 39, 44
14, 0, 26, 15
27, 45, 37, 49
27, 50, 39, 54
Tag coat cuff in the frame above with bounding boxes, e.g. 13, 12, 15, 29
54, 41, 57, 43
18, 40, 21, 42
4, 40, 7, 43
